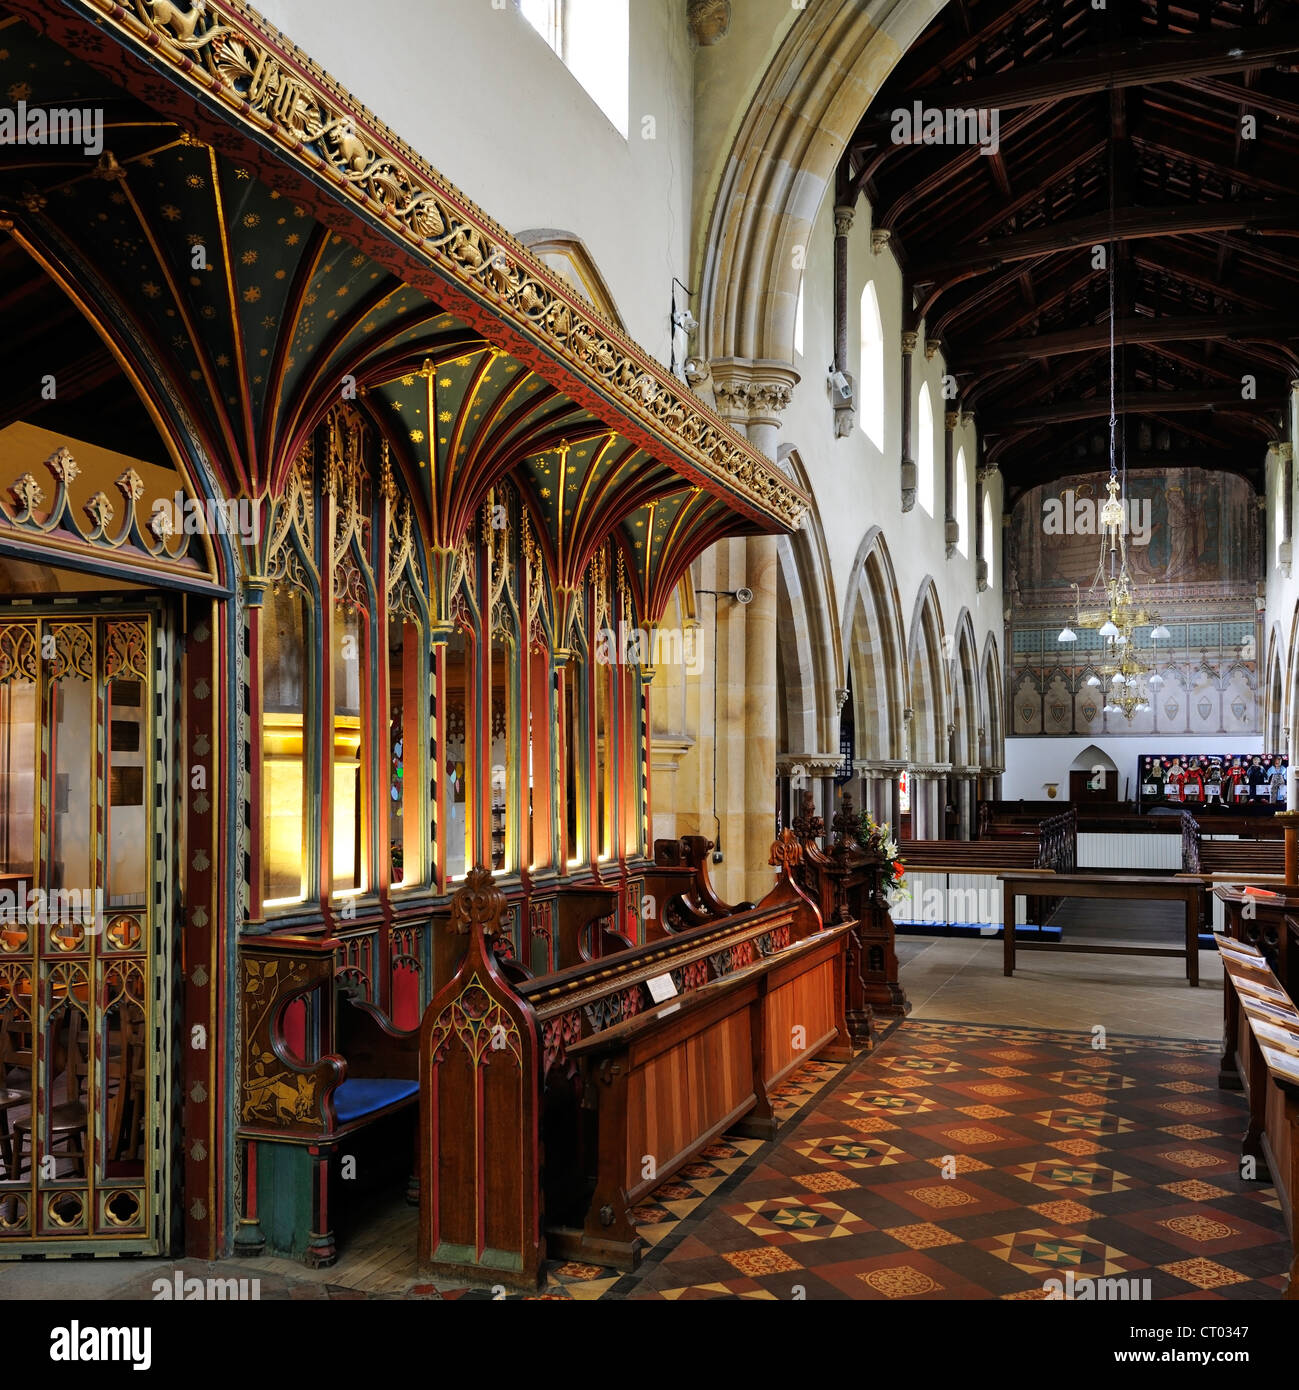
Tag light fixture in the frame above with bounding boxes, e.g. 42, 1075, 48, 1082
1048, 169, 1172, 725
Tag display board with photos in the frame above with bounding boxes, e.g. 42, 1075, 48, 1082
1137, 752, 1287, 808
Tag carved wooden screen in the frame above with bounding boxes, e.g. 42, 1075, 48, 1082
0, 610, 171, 1251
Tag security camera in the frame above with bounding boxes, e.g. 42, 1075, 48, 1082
673, 309, 699, 335
735, 586, 754, 605
827, 368, 855, 408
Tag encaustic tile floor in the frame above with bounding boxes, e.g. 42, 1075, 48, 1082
10, 1017, 1286, 1303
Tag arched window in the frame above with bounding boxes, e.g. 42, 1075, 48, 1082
1276, 457, 1288, 567
916, 381, 934, 516
521, 0, 629, 137
954, 447, 969, 556
859, 281, 885, 449
982, 488, 995, 573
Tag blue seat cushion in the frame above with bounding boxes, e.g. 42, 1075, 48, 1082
333, 1078, 418, 1125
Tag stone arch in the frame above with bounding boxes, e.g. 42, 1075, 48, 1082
775, 448, 843, 762
0, 226, 235, 591
515, 228, 626, 330
841, 526, 907, 762
980, 631, 1005, 773
697, 0, 949, 368
906, 577, 949, 765
950, 606, 980, 769
1284, 606, 1299, 750
1267, 621, 1286, 751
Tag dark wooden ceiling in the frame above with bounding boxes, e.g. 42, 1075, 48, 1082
842, 0, 1299, 507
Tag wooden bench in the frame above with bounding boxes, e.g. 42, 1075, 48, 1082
417, 834, 851, 1288
898, 839, 1056, 929
1217, 931, 1299, 1298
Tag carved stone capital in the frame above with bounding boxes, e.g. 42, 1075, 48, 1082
977, 462, 999, 483
711, 358, 799, 428
900, 331, 918, 356
871, 228, 891, 255
925, 336, 942, 361
687, 0, 731, 46
944, 410, 959, 432
835, 686, 850, 713
1268, 442, 1293, 463
976, 557, 990, 592
833, 204, 855, 239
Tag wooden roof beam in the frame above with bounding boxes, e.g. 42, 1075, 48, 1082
971, 313, 1295, 367
984, 390, 1287, 430
912, 199, 1299, 283
855, 24, 1299, 143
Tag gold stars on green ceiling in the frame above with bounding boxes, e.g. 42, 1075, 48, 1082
410, 430, 425, 444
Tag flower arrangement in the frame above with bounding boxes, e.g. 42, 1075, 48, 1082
853, 810, 907, 897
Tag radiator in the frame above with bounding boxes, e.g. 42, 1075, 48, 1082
897, 871, 1026, 929
1076, 832, 1182, 872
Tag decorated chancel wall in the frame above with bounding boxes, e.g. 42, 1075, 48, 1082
1006, 469, 1262, 738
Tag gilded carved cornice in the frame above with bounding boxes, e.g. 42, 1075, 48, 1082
58, 0, 807, 532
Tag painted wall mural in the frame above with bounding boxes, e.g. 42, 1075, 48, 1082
1005, 469, 1262, 738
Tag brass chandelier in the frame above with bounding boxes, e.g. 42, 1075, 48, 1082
1054, 200, 1169, 722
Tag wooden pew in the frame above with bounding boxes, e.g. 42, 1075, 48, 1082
1216, 930, 1299, 1298
640, 834, 756, 939
785, 792, 910, 1040
896, 841, 1046, 929
1213, 885, 1297, 995
417, 833, 851, 1288
235, 936, 420, 1266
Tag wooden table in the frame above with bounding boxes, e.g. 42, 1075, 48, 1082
999, 872, 1203, 986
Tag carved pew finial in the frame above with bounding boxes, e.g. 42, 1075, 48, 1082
791, 790, 824, 843
769, 826, 803, 875
449, 865, 507, 937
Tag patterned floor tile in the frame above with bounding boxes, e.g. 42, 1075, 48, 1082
1005, 1159, 1134, 1194
793, 1134, 907, 1169
574, 1020, 1289, 1301
726, 1195, 868, 1245
977, 1227, 1144, 1277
